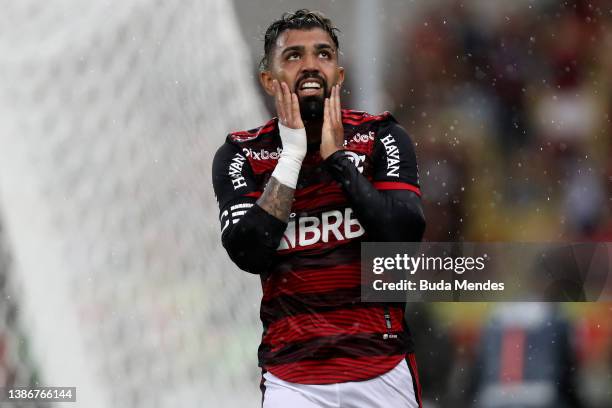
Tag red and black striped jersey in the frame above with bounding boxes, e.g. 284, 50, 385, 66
212, 109, 421, 384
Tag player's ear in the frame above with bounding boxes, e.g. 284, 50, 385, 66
337, 66, 345, 88
259, 71, 275, 96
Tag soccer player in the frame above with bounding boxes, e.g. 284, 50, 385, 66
212, 9, 426, 407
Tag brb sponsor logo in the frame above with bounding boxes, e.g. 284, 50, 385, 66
277, 208, 364, 250
242, 147, 282, 160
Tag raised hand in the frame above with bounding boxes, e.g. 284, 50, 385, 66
320, 84, 345, 160
273, 80, 304, 130
257, 80, 307, 221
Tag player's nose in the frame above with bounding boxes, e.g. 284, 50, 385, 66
300, 52, 320, 71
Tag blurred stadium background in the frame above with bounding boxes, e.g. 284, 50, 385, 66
0, 0, 610, 407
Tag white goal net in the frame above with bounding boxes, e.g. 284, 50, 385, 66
0, 0, 265, 406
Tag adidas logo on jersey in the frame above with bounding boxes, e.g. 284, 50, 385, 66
277, 208, 365, 250
242, 147, 282, 160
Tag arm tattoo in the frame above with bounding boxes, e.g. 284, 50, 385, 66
256, 176, 295, 222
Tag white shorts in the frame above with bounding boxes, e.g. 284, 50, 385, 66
261, 358, 421, 408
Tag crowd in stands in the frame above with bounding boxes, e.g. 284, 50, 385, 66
383, 1, 611, 406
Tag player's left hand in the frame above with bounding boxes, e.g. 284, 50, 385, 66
320, 84, 344, 160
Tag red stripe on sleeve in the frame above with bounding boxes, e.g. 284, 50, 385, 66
373, 182, 421, 196
244, 191, 262, 198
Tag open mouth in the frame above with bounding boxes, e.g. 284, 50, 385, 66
297, 78, 324, 96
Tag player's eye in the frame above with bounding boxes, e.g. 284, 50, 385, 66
319, 51, 331, 58
287, 53, 300, 61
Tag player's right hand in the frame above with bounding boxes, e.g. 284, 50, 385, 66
270, 80, 307, 187
274, 80, 304, 130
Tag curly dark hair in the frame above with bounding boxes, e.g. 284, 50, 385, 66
259, 9, 340, 71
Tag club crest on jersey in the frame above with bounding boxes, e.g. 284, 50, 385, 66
344, 151, 366, 174
277, 208, 365, 250
242, 147, 282, 160
380, 133, 400, 177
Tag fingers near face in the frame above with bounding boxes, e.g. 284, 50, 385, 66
291, 93, 302, 126
337, 85, 342, 121
330, 84, 340, 124
280, 82, 288, 121
274, 80, 287, 124
276, 80, 295, 125
323, 97, 330, 125
338, 85, 342, 124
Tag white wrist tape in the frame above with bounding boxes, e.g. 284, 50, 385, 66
272, 124, 307, 189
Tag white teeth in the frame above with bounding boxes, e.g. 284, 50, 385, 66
301, 82, 321, 89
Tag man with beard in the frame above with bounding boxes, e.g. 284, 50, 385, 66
212, 9, 425, 407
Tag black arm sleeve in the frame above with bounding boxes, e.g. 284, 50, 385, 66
212, 141, 287, 274
323, 122, 425, 241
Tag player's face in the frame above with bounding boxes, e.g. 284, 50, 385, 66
260, 28, 345, 120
